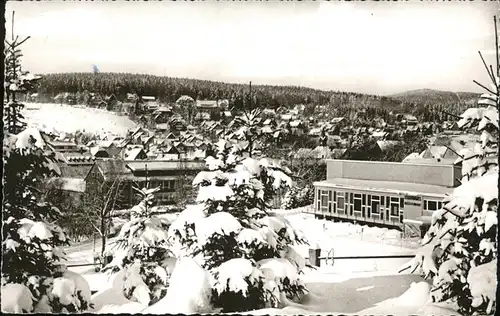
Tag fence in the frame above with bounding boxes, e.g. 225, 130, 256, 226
307, 247, 415, 268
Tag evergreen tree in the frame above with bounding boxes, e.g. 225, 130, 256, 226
2, 12, 90, 313
168, 140, 308, 312
102, 186, 175, 306
400, 19, 499, 315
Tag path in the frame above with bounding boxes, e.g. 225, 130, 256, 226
303, 274, 424, 313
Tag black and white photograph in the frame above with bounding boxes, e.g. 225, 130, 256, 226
2, 1, 498, 314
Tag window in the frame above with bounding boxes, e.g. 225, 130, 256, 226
337, 196, 345, 210
333, 191, 337, 201
390, 203, 399, 216
354, 199, 362, 212
367, 195, 371, 205
350, 205, 354, 216
321, 194, 328, 207
438, 201, 443, 209
426, 200, 438, 211
350, 193, 354, 202
362, 194, 366, 205
371, 200, 380, 214
381, 195, 385, 206
386, 197, 390, 207
329, 191, 332, 202
400, 198, 404, 208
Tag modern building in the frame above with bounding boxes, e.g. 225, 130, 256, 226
310, 159, 461, 236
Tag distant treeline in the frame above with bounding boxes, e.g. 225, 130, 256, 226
36, 72, 393, 109
35, 72, 478, 116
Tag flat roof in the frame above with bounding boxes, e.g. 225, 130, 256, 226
314, 178, 453, 197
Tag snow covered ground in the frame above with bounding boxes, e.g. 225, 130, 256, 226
62, 206, 432, 314
21, 103, 137, 137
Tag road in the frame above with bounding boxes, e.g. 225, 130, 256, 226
303, 274, 425, 313
64, 237, 118, 265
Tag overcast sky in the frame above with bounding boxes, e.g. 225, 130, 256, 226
5, 1, 499, 95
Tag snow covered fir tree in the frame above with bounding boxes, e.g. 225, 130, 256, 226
402, 20, 499, 315
98, 139, 309, 313
2, 13, 91, 313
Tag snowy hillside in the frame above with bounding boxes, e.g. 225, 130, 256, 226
21, 103, 137, 137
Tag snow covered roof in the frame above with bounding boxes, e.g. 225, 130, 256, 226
99, 140, 115, 148
141, 96, 156, 101
156, 123, 170, 131
372, 131, 388, 138
58, 163, 94, 179
124, 148, 147, 161
331, 117, 345, 123
316, 178, 454, 197
196, 100, 218, 108
60, 178, 86, 193
376, 140, 401, 152
403, 114, 418, 121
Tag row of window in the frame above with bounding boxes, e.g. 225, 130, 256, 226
424, 200, 443, 211
317, 188, 443, 224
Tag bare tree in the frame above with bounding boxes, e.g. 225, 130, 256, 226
82, 160, 127, 257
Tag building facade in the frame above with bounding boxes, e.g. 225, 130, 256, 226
311, 159, 461, 236
88, 159, 205, 207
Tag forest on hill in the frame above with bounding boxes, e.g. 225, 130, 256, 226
33, 73, 478, 117
390, 89, 480, 109
36, 72, 395, 110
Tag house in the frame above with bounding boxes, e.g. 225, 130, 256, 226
89, 141, 121, 158
156, 123, 170, 132
49, 140, 81, 153
54, 92, 76, 105
169, 118, 187, 133
371, 130, 389, 140
158, 145, 181, 160
262, 118, 277, 128
27, 93, 40, 102
127, 93, 139, 101
327, 135, 342, 148
310, 159, 461, 237
124, 147, 148, 161
194, 112, 211, 121
399, 114, 418, 126
88, 159, 205, 206
141, 96, 156, 102
105, 94, 119, 110
289, 120, 305, 136
331, 117, 347, 127
152, 107, 173, 124
194, 100, 221, 121
308, 127, 322, 137
377, 140, 402, 153
262, 108, 276, 117
48, 162, 95, 202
